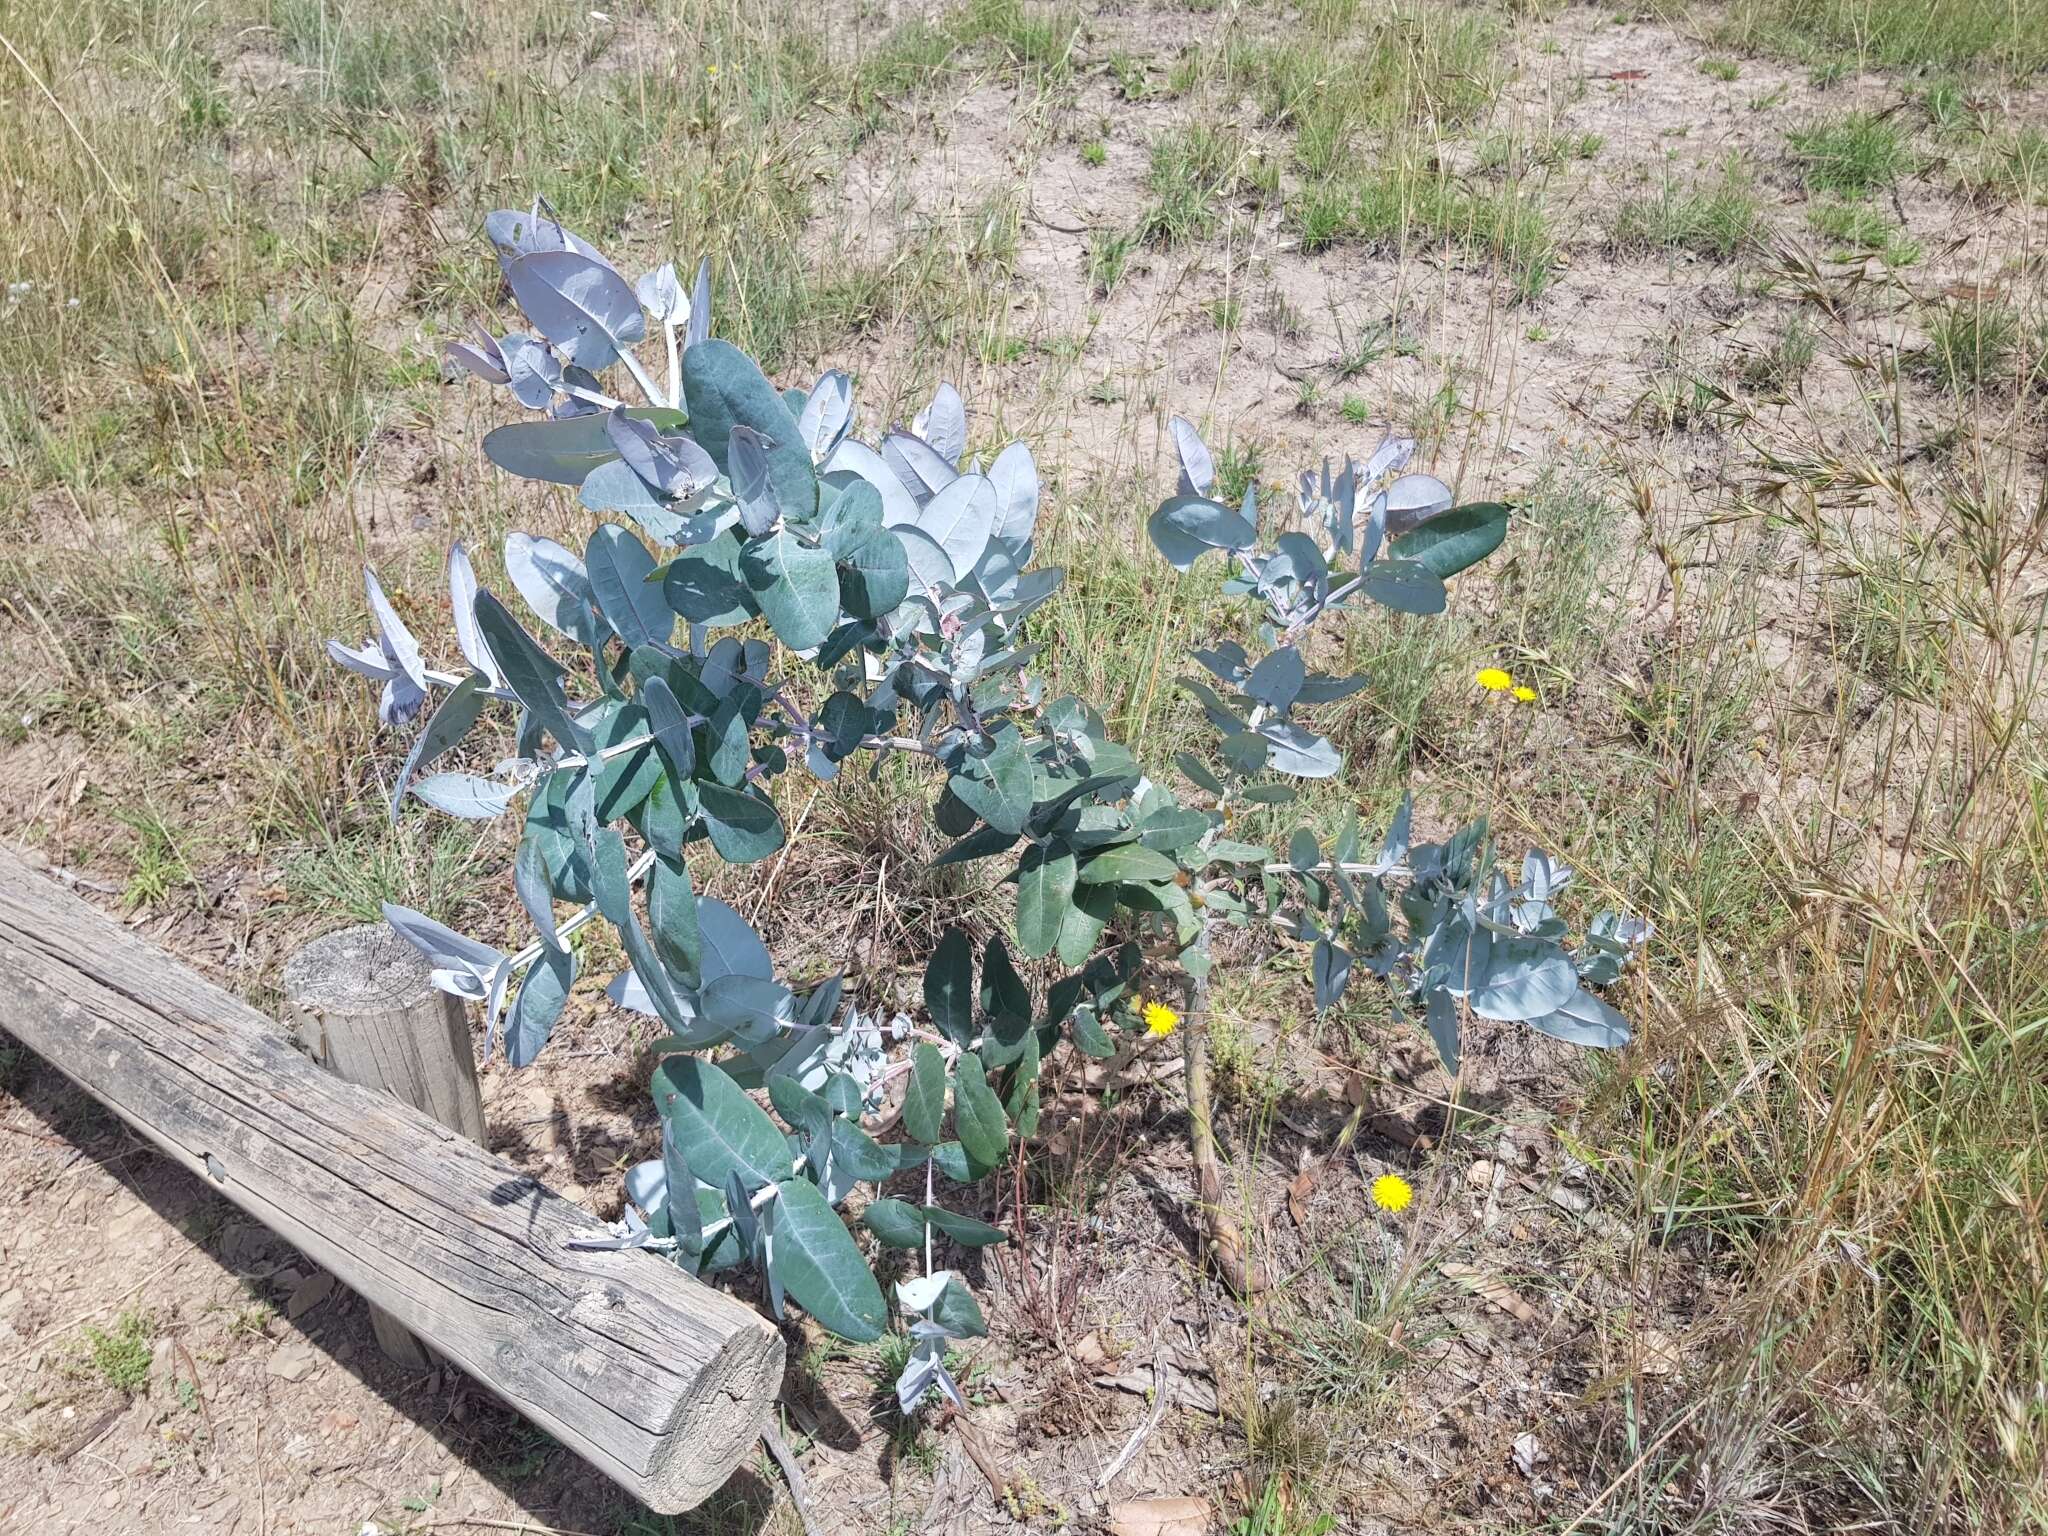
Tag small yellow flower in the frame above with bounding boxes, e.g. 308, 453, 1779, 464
706, 63, 720, 77
1371, 1173, 1414, 1213
1512, 685, 1538, 703
1142, 1000, 1180, 1038
1475, 667, 1513, 693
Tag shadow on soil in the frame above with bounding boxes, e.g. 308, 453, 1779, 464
0, 1029, 782, 1536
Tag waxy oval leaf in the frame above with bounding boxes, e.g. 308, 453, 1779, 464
651, 1056, 790, 1190
771, 1176, 888, 1342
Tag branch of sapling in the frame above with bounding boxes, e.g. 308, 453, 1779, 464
420, 666, 521, 705
866, 734, 943, 756
1286, 575, 1362, 638
614, 344, 670, 412
767, 687, 940, 760
499, 847, 658, 981
559, 378, 627, 413
1263, 859, 1415, 879
553, 725, 709, 774
687, 1162, 795, 1250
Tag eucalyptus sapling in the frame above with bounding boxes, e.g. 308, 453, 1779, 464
332, 204, 1648, 1421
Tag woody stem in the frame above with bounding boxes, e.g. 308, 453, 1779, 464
1182, 915, 1265, 1297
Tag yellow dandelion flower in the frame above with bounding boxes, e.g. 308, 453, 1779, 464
1475, 667, 1513, 692
1142, 1000, 1180, 1038
1371, 1173, 1414, 1213
1512, 685, 1537, 703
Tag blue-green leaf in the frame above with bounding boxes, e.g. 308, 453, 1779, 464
979, 935, 1032, 1030
703, 696, 750, 784
1245, 645, 1305, 711
1149, 495, 1256, 570
681, 339, 815, 516
1077, 843, 1179, 885
580, 458, 688, 546
515, 832, 563, 952
770, 1176, 887, 1342
586, 525, 672, 646
590, 703, 663, 821
935, 824, 1020, 866
862, 1197, 928, 1250
1071, 1007, 1116, 1057
1423, 987, 1460, 1073
1016, 843, 1076, 960
504, 249, 645, 371
648, 854, 699, 982
662, 1122, 702, 1251
931, 1140, 995, 1184
922, 1206, 1008, 1248
1175, 751, 1224, 794
473, 590, 587, 753
1526, 986, 1632, 1049
1466, 938, 1579, 1023
698, 896, 772, 983
700, 974, 792, 1045
390, 673, 488, 824
1055, 883, 1115, 966
662, 534, 753, 627
1389, 501, 1510, 578
411, 772, 518, 819
951, 1053, 1008, 1167
1359, 557, 1447, 616
838, 527, 910, 620
742, 530, 840, 652
927, 1272, 987, 1338
1311, 939, 1351, 1012
819, 478, 883, 557
924, 928, 975, 1045
483, 407, 687, 487
593, 826, 691, 1036
904, 1042, 948, 1144
507, 946, 575, 1066
642, 675, 697, 780
950, 726, 1034, 835
911, 474, 995, 578
698, 782, 784, 863
1261, 721, 1341, 778
651, 1056, 791, 1190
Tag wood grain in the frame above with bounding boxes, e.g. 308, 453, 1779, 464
285, 922, 488, 1368
0, 846, 782, 1513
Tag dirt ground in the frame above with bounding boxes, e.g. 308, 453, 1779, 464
2, 0, 2043, 1532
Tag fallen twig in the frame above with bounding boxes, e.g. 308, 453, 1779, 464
1095, 1344, 1171, 1490
761, 1423, 823, 1536
0, 1120, 67, 1146
945, 1410, 1015, 1505
172, 1333, 217, 1451
1440, 1262, 1543, 1325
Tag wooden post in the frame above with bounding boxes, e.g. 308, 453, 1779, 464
284, 923, 487, 1368
0, 846, 783, 1513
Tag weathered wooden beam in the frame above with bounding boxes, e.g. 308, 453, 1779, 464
0, 846, 783, 1514
284, 923, 488, 1369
